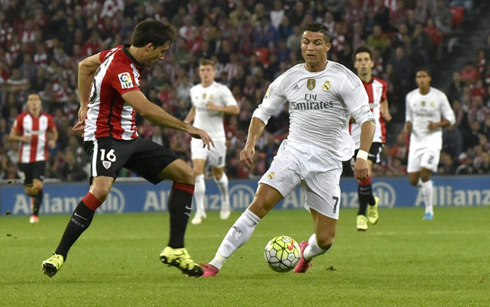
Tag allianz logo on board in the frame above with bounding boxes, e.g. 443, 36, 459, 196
341, 182, 397, 208
11, 187, 125, 215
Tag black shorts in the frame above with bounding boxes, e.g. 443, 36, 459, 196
18, 161, 46, 185
353, 142, 384, 164
84, 137, 178, 185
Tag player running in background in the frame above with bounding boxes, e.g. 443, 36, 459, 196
201, 23, 375, 277
9, 93, 58, 224
404, 68, 455, 220
350, 46, 392, 231
42, 19, 214, 278
185, 58, 239, 225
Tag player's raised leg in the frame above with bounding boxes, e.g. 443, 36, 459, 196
203, 184, 283, 277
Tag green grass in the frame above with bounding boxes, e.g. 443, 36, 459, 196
1, 207, 490, 306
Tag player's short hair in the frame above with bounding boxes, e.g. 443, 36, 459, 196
131, 19, 175, 48
302, 23, 331, 44
27, 91, 41, 99
199, 58, 215, 67
353, 46, 373, 62
415, 67, 431, 76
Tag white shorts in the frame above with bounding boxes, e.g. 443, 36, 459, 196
259, 141, 341, 220
191, 139, 226, 168
407, 147, 440, 173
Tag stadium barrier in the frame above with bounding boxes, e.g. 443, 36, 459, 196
1, 176, 489, 216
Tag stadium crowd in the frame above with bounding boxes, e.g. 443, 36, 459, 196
0, 0, 489, 181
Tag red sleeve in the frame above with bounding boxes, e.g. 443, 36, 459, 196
378, 78, 388, 102
99, 50, 110, 62
98, 45, 122, 63
13, 114, 23, 132
46, 114, 55, 130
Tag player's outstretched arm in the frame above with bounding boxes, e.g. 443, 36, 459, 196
240, 117, 266, 168
123, 91, 215, 149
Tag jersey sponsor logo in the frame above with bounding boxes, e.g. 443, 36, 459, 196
291, 99, 334, 111
306, 79, 316, 91
118, 72, 134, 89
292, 84, 299, 91
322, 81, 331, 91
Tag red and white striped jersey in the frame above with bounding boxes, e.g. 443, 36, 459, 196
350, 77, 388, 147
84, 44, 141, 141
13, 111, 55, 163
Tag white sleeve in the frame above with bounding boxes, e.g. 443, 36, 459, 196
252, 75, 287, 125
220, 85, 238, 107
339, 72, 373, 125
440, 93, 456, 125
405, 94, 413, 123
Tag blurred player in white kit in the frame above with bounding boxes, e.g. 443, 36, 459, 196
404, 68, 455, 220
185, 58, 239, 224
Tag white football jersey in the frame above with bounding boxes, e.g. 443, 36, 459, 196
405, 87, 455, 151
253, 62, 373, 166
190, 81, 238, 142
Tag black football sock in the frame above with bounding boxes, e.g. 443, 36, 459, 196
167, 183, 194, 248
55, 202, 95, 261
358, 183, 372, 216
33, 189, 43, 216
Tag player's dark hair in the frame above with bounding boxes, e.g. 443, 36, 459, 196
131, 19, 175, 48
27, 91, 41, 98
353, 46, 373, 62
415, 67, 431, 76
199, 58, 215, 67
302, 23, 331, 43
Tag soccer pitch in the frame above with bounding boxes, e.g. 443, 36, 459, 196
1, 207, 489, 306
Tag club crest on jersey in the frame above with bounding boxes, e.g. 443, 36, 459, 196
421, 101, 426, 107
103, 161, 112, 169
307, 79, 316, 91
118, 72, 133, 89
264, 87, 271, 99
322, 81, 331, 91
268, 172, 275, 180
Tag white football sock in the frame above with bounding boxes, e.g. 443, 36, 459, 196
194, 174, 205, 214
209, 209, 261, 269
303, 234, 331, 262
421, 180, 433, 215
214, 173, 230, 207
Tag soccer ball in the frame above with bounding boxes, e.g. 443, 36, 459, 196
264, 235, 301, 273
